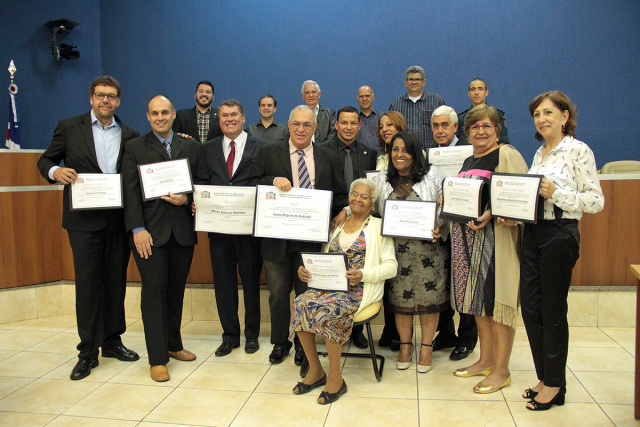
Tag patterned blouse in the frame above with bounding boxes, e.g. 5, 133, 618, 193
529, 136, 604, 220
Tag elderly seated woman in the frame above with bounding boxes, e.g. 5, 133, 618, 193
293, 178, 398, 404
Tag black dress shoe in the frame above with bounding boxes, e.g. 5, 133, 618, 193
432, 336, 457, 351
215, 341, 240, 357
102, 345, 140, 362
294, 346, 305, 366
389, 339, 401, 352
378, 335, 393, 347
450, 346, 474, 361
269, 343, 292, 364
245, 339, 260, 354
70, 358, 99, 380
351, 331, 369, 349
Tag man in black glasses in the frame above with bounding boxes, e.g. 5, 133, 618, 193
37, 76, 140, 380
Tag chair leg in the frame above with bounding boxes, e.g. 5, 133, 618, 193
365, 321, 385, 382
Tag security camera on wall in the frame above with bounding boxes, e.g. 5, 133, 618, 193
45, 18, 80, 61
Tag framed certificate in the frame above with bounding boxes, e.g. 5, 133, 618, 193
193, 185, 256, 234
365, 170, 379, 182
301, 252, 349, 292
440, 177, 484, 222
70, 173, 123, 210
137, 158, 193, 201
428, 145, 474, 177
490, 173, 543, 223
381, 199, 437, 240
253, 185, 333, 243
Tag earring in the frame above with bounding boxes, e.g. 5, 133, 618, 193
562, 124, 566, 133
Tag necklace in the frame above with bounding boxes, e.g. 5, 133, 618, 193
343, 217, 367, 234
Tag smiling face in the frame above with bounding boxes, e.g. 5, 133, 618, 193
195, 83, 213, 109
259, 97, 276, 120
288, 108, 317, 149
379, 115, 400, 146
404, 72, 426, 97
302, 83, 320, 108
533, 98, 569, 144
219, 104, 245, 140
431, 114, 458, 146
147, 96, 176, 139
348, 183, 374, 217
335, 111, 361, 146
391, 138, 413, 176
90, 84, 121, 124
468, 116, 499, 156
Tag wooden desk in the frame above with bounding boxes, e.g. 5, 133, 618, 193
631, 264, 640, 420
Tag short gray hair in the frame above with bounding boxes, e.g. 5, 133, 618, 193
431, 105, 458, 125
289, 105, 316, 123
301, 80, 321, 94
405, 66, 425, 80
349, 178, 379, 204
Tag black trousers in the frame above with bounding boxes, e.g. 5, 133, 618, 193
520, 221, 579, 388
435, 307, 478, 349
67, 228, 130, 359
209, 236, 263, 344
132, 234, 194, 366
379, 279, 399, 341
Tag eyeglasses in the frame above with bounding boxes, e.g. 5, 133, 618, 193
406, 78, 424, 83
469, 124, 495, 132
291, 121, 315, 130
350, 191, 371, 201
94, 93, 118, 101
432, 122, 451, 130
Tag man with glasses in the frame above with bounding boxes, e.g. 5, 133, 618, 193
389, 65, 445, 151
456, 78, 509, 145
250, 105, 348, 364
173, 80, 223, 143
37, 76, 140, 380
301, 80, 336, 143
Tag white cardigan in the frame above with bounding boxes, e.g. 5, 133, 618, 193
321, 216, 398, 315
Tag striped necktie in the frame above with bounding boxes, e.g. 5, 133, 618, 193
162, 140, 171, 158
296, 149, 312, 189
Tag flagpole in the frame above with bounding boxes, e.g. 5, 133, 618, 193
5, 60, 20, 149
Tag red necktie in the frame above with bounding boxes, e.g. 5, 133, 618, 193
227, 140, 235, 178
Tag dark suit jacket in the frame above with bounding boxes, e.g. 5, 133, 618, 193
315, 104, 336, 143
37, 112, 140, 231
249, 140, 348, 262
319, 137, 377, 190
201, 133, 269, 238
173, 106, 223, 142
122, 132, 209, 247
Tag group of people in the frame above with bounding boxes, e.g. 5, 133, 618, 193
38, 66, 604, 411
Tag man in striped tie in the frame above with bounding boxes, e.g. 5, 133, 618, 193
250, 105, 348, 365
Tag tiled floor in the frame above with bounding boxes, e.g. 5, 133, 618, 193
0, 315, 637, 427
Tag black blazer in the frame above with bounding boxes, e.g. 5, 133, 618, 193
37, 112, 139, 232
315, 105, 336, 143
173, 106, 223, 142
249, 140, 348, 262
319, 137, 377, 189
201, 133, 269, 238
122, 132, 209, 247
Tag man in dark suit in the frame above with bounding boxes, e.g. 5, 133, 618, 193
37, 76, 140, 381
250, 105, 348, 364
301, 80, 336, 143
173, 80, 223, 143
200, 99, 268, 357
122, 95, 208, 382
319, 106, 377, 349
429, 106, 477, 362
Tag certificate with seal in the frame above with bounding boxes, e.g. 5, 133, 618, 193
253, 185, 333, 243
70, 173, 123, 210
138, 158, 193, 201
382, 199, 437, 239
428, 145, 474, 177
301, 252, 349, 292
440, 177, 484, 222
490, 173, 543, 223
365, 170, 379, 182
193, 185, 256, 234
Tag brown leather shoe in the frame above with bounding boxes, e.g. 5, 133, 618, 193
150, 365, 169, 382
168, 349, 197, 361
